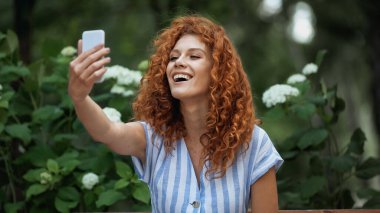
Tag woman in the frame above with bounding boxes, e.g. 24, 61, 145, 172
68, 15, 283, 213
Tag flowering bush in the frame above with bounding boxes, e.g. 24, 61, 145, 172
0, 30, 150, 212
262, 50, 380, 209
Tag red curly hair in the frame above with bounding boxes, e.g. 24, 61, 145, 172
133, 15, 259, 178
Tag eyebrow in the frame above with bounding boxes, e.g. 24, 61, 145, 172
170, 48, 208, 54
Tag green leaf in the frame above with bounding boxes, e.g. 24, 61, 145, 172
15, 144, 57, 167
280, 192, 308, 206
114, 179, 130, 189
315, 49, 327, 66
297, 128, 328, 150
42, 74, 67, 84
263, 105, 285, 120
24, 60, 45, 92
1, 65, 30, 78
0, 99, 9, 108
332, 96, 345, 113
299, 176, 326, 198
0, 52, 6, 60
357, 188, 380, 199
137, 60, 149, 71
60, 159, 80, 175
0, 92, 14, 109
26, 184, 49, 200
346, 128, 366, 156
290, 103, 316, 120
32, 105, 64, 123
5, 123, 31, 144
78, 145, 114, 174
54, 197, 78, 213
308, 94, 326, 105
6, 30, 19, 53
56, 150, 79, 162
330, 155, 356, 173
23, 168, 46, 182
132, 183, 150, 204
356, 158, 380, 179
320, 79, 328, 99
115, 161, 133, 179
4, 202, 25, 213
280, 151, 299, 160
57, 187, 79, 201
53, 134, 78, 143
96, 190, 126, 207
1, 91, 15, 101
47, 159, 60, 174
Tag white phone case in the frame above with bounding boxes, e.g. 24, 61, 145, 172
82, 30, 105, 52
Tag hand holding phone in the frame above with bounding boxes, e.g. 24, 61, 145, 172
82, 30, 107, 83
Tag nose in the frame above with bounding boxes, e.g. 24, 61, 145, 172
174, 56, 186, 68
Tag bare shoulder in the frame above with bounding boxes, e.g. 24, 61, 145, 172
105, 121, 147, 162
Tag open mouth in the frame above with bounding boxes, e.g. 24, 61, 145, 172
173, 74, 192, 82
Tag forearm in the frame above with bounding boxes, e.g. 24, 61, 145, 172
73, 95, 113, 143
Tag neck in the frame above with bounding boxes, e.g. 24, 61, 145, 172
180, 99, 208, 143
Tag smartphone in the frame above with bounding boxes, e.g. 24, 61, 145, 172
82, 30, 105, 52
82, 30, 106, 82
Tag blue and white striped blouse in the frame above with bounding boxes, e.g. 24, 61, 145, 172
132, 121, 283, 213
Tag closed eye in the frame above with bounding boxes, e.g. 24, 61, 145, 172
169, 56, 178, 61
190, 55, 201, 59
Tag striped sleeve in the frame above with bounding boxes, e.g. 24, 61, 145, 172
131, 121, 153, 184
249, 127, 283, 185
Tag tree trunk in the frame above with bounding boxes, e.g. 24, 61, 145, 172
363, 0, 380, 144
13, 0, 35, 64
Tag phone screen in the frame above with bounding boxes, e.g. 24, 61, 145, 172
82, 30, 105, 52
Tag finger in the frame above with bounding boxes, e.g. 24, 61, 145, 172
69, 39, 84, 73
70, 47, 110, 77
79, 47, 110, 71
80, 57, 111, 80
75, 44, 105, 64
78, 39, 82, 55
87, 67, 108, 85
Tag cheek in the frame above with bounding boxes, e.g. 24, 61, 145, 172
166, 64, 172, 79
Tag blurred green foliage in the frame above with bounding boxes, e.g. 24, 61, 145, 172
261, 51, 380, 208
0, 30, 150, 213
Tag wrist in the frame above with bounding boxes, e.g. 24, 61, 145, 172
72, 95, 89, 106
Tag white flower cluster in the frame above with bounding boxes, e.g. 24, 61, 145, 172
40, 172, 53, 184
82, 172, 99, 190
262, 84, 300, 108
287, 74, 306, 84
60, 46, 77, 57
302, 63, 318, 75
110, 85, 135, 97
102, 107, 122, 123
262, 62, 318, 108
103, 65, 142, 97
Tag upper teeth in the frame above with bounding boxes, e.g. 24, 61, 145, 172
174, 74, 191, 81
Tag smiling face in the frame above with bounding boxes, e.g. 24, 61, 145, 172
166, 34, 213, 103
